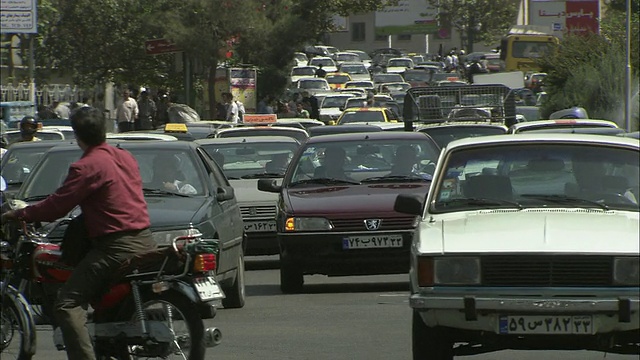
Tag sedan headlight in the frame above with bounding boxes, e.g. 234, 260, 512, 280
614, 257, 640, 286
152, 228, 202, 247
434, 257, 481, 285
285, 217, 333, 231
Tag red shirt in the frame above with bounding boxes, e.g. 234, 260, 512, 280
18, 142, 151, 238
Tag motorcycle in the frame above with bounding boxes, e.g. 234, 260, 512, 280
0, 196, 224, 360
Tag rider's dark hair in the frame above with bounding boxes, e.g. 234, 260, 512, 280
70, 106, 106, 146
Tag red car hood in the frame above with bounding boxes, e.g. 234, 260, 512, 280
284, 183, 429, 217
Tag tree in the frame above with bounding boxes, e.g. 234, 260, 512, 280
535, 1, 639, 130
427, 0, 517, 53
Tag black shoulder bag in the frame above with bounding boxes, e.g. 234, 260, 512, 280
60, 213, 92, 266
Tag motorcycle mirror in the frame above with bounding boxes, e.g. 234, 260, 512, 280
0, 176, 5, 192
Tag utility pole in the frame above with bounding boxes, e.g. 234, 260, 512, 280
624, 0, 632, 132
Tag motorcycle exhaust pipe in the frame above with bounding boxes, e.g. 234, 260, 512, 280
204, 327, 222, 347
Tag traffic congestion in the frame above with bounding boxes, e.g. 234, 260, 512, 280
1, 1, 639, 359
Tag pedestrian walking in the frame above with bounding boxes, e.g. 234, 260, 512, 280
115, 89, 138, 133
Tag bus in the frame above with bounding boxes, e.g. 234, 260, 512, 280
499, 27, 559, 73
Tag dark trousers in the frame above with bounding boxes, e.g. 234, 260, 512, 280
117, 121, 134, 133
54, 228, 156, 360
135, 117, 154, 131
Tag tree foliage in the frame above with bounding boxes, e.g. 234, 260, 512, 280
536, 3, 639, 130
426, 0, 517, 52
31, 0, 395, 101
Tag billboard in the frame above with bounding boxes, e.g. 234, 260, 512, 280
375, 0, 439, 35
529, 0, 600, 38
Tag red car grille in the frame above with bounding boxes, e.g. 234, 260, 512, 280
481, 255, 613, 287
330, 217, 417, 231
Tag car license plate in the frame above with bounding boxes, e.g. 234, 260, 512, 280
243, 220, 276, 233
342, 235, 403, 249
193, 276, 225, 301
498, 315, 593, 335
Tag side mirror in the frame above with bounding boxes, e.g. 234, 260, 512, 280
257, 179, 282, 193
393, 194, 424, 216
0, 176, 5, 192
216, 186, 235, 202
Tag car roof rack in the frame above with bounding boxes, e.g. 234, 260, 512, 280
401, 84, 517, 130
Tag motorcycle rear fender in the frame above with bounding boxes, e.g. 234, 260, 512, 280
166, 279, 200, 304
0, 281, 37, 356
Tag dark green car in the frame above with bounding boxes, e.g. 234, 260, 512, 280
15, 140, 246, 308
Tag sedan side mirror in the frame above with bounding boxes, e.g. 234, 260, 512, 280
393, 194, 424, 216
216, 186, 235, 202
257, 179, 282, 193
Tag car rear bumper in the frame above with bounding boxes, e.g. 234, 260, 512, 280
279, 231, 413, 276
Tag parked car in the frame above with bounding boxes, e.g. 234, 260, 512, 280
257, 131, 441, 293
197, 136, 301, 256
337, 62, 372, 81
14, 140, 247, 308
336, 107, 400, 125
509, 119, 621, 135
417, 122, 508, 148
215, 126, 309, 144
395, 133, 639, 358
308, 56, 338, 73
290, 66, 318, 84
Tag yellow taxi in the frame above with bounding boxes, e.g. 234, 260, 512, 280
325, 72, 352, 90
335, 107, 400, 125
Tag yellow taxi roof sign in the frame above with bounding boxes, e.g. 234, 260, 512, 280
164, 123, 188, 133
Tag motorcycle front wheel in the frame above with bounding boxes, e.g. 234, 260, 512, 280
99, 291, 205, 360
0, 293, 35, 360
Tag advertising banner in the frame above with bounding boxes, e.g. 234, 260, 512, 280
529, 0, 599, 38
374, 0, 439, 35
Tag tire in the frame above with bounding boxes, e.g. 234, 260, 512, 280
412, 310, 453, 360
221, 252, 246, 309
1, 294, 35, 360
99, 291, 206, 360
279, 255, 303, 294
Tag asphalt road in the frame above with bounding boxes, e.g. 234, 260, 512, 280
29, 256, 636, 360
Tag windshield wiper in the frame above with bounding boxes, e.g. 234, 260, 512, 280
22, 194, 49, 202
438, 197, 523, 210
289, 178, 360, 186
240, 172, 285, 179
519, 194, 609, 211
361, 175, 430, 183
142, 188, 192, 198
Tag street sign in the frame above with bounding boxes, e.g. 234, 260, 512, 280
145, 39, 181, 55
1, 0, 38, 34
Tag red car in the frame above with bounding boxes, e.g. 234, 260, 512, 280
257, 131, 440, 293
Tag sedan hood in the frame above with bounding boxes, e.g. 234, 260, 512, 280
286, 183, 429, 216
420, 210, 639, 254
231, 179, 279, 203
146, 196, 207, 229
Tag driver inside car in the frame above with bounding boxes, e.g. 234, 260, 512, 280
314, 146, 354, 181
151, 155, 197, 195
387, 145, 432, 179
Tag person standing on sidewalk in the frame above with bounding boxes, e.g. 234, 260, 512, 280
115, 89, 138, 132
136, 90, 156, 131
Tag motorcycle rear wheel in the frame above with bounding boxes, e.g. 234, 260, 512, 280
97, 291, 205, 360
0, 295, 33, 360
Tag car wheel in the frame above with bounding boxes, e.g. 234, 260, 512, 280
412, 310, 453, 360
221, 252, 246, 309
279, 256, 303, 294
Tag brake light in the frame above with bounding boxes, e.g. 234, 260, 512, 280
193, 254, 216, 272
417, 257, 434, 287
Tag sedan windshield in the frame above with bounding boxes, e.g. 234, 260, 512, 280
1, 146, 53, 185
339, 111, 386, 124
18, 148, 207, 200
336, 54, 360, 62
388, 59, 412, 68
321, 96, 351, 108
292, 67, 316, 76
419, 126, 507, 148
340, 65, 368, 74
432, 144, 639, 212
299, 80, 328, 89
201, 142, 299, 179
310, 58, 335, 67
373, 74, 404, 84
326, 75, 351, 84
288, 139, 439, 185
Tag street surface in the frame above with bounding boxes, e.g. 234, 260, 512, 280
31, 256, 635, 360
